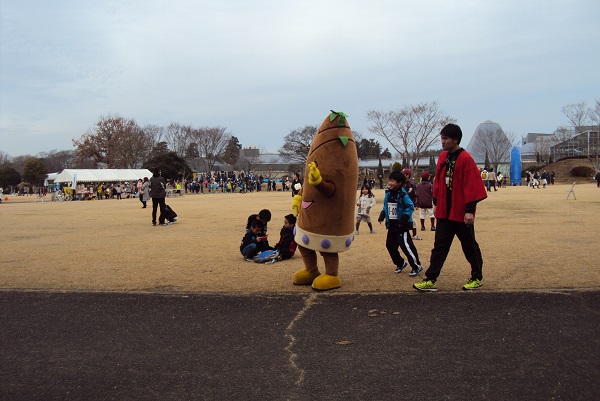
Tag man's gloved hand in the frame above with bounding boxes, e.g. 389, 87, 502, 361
307, 162, 322, 186
292, 195, 302, 217
378, 210, 385, 223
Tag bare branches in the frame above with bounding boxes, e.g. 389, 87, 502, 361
142, 124, 165, 153
409, 102, 455, 168
561, 102, 591, 131
193, 126, 231, 172
165, 123, 194, 158
278, 125, 316, 165
367, 102, 455, 170
367, 110, 402, 154
470, 126, 512, 169
237, 155, 262, 174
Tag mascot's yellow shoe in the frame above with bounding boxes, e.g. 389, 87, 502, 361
293, 269, 321, 285
312, 274, 341, 291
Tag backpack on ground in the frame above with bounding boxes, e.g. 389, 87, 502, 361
253, 249, 279, 264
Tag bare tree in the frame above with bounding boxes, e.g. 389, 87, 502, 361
164, 123, 193, 158
588, 100, 600, 171
193, 126, 231, 172
593, 100, 600, 125
470, 126, 512, 171
366, 110, 405, 156
38, 149, 75, 172
115, 125, 153, 168
8, 154, 34, 175
367, 102, 454, 170
409, 102, 455, 168
142, 124, 166, 154
278, 125, 316, 165
0, 150, 12, 164
237, 155, 262, 175
559, 101, 600, 169
528, 133, 555, 163
561, 101, 591, 132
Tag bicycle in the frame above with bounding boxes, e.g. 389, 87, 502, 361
52, 191, 72, 202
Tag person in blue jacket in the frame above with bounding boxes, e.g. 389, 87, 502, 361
378, 170, 423, 276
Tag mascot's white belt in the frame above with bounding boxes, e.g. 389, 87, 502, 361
294, 226, 354, 253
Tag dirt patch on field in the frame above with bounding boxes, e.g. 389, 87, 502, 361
1, 183, 599, 293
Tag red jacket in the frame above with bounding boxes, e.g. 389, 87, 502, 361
433, 150, 487, 222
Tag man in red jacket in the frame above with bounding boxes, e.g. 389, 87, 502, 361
414, 124, 488, 292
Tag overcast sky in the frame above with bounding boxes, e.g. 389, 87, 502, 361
1, 0, 599, 157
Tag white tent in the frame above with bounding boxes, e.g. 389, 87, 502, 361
53, 169, 153, 183
45, 172, 60, 186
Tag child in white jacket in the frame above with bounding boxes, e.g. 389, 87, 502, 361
355, 185, 377, 234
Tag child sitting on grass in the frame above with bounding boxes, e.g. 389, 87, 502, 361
240, 220, 268, 261
253, 214, 298, 264
272, 214, 298, 261
246, 209, 271, 247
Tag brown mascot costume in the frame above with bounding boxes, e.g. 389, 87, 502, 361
291, 111, 359, 291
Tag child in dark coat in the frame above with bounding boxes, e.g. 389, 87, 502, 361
240, 220, 268, 261
271, 214, 298, 260
246, 209, 271, 247
416, 171, 435, 231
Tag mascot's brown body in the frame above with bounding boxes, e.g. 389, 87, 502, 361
291, 111, 359, 290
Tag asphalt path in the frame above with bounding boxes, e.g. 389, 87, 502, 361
1, 290, 598, 400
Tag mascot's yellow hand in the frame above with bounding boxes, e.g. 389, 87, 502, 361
307, 162, 322, 186
292, 195, 302, 217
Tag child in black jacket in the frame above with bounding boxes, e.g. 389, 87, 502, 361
271, 214, 298, 260
240, 220, 268, 260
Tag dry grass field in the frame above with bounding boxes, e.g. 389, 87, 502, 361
1, 182, 599, 293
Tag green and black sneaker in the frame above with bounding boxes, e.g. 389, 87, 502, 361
413, 279, 437, 292
462, 278, 482, 290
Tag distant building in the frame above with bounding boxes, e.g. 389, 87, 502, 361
550, 129, 600, 161
519, 126, 599, 163
239, 146, 260, 158
520, 133, 556, 163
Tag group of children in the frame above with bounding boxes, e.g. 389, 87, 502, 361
239, 170, 433, 276
339, 169, 435, 277
240, 209, 298, 264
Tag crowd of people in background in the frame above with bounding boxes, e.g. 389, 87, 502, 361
9, 164, 596, 204
5, 171, 298, 201
187, 172, 293, 194
524, 169, 555, 189
478, 166, 511, 191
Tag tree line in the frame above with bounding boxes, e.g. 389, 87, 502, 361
2, 99, 597, 190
